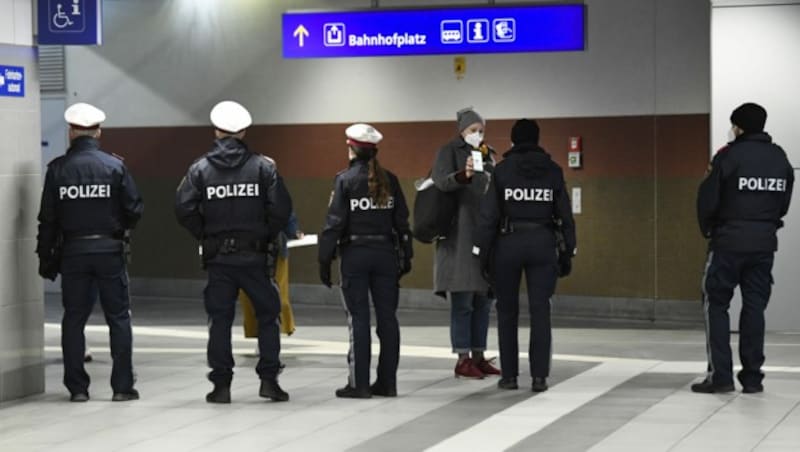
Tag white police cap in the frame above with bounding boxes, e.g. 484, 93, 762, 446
210, 101, 253, 134
345, 123, 383, 147
64, 103, 106, 128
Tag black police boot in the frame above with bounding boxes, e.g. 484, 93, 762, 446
112, 389, 140, 402
70, 392, 89, 403
370, 381, 397, 397
259, 378, 289, 402
738, 375, 764, 394
336, 384, 372, 399
690, 379, 735, 394
206, 385, 231, 404
742, 383, 764, 394
498, 377, 518, 390
532, 377, 549, 393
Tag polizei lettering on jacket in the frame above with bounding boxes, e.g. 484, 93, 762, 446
350, 196, 395, 211
504, 188, 553, 202
206, 183, 260, 200
738, 177, 787, 192
58, 184, 111, 200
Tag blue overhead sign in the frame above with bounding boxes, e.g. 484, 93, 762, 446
37, 0, 103, 45
282, 4, 585, 59
0, 66, 25, 98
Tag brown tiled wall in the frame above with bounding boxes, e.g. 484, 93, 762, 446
106, 114, 709, 302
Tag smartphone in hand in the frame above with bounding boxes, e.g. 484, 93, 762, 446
471, 150, 484, 172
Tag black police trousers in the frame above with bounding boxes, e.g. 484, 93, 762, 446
702, 250, 774, 387
204, 263, 281, 385
61, 253, 134, 395
492, 229, 558, 379
339, 245, 400, 390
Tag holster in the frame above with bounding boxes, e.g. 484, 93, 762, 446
553, 218, 572, 278
499, 217, 513, 235
265, 241, 278, 279
122, 230, 132, 264
553, 219, 568, 258
394, 235, 405, 265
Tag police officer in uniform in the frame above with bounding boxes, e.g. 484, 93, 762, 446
175, 101, 292, 403
37, 103, 144, 402
693, 103, 794, 394
319, 124, 413, 398
474, 119, 576, 392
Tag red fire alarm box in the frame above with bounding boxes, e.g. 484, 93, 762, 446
569, 136, 582, 152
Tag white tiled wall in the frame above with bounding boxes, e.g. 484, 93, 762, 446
0, 0, 13, 44
0, 0, 43, 402
0, 0, 34, 46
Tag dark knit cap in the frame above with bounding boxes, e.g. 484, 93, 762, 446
457, 107, 484, 132
730, 103, 767, 133
511, 119, 540, 145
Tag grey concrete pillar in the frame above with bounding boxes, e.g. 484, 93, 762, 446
0, 0, 44, 403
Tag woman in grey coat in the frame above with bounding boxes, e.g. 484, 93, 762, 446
432, 108, 501, 379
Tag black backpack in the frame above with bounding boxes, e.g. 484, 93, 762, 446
413, 150, 458, 243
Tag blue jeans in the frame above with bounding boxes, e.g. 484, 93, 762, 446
449, 291, 491, 354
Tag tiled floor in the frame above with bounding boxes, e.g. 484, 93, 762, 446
1, 296, 799, 451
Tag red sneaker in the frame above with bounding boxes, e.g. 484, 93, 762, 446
475, 358, 501, 376
454, 358, 485, 379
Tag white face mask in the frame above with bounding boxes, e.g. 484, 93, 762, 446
464, 131, 484, 149
727, 127, 737, 143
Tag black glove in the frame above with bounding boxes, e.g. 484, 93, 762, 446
38, 257, 58, 281
319, 261, 332, 288
399, 258, 412, 277
479, 252, 492, 284
558, 254, 572, 278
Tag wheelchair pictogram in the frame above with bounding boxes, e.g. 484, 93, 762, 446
48, 0, 86, 33
52, 4, 74, 29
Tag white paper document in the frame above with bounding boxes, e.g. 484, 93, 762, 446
287, 234, 318, 248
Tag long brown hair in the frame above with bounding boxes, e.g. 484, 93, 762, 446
368, 157, 391, 207
352, 145, 391, 206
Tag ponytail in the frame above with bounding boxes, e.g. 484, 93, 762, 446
368, 156, 391, 208
351, 145, 391, 207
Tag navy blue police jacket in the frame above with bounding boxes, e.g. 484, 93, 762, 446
36, 136, 143, 258
697, 132, 794, 253
318, 158, 412, 264
474, 143, 576, 256
174, 136, 292, 266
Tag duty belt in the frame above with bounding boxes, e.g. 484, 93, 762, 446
340, 234, 393, 245
216, 237, 269, 254
64, 233, 122, 241
500, 219, 552, 234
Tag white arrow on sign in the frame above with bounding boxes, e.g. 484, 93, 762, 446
293, 25, 309, 47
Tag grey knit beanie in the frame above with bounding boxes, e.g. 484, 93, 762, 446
457, 107, 484, 132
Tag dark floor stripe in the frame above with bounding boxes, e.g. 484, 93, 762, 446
507, 372, 698, 452
347, 361, 598, 452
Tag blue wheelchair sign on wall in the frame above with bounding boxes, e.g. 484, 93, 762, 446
0, 66, 25, 98
38, 0, 103, 45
